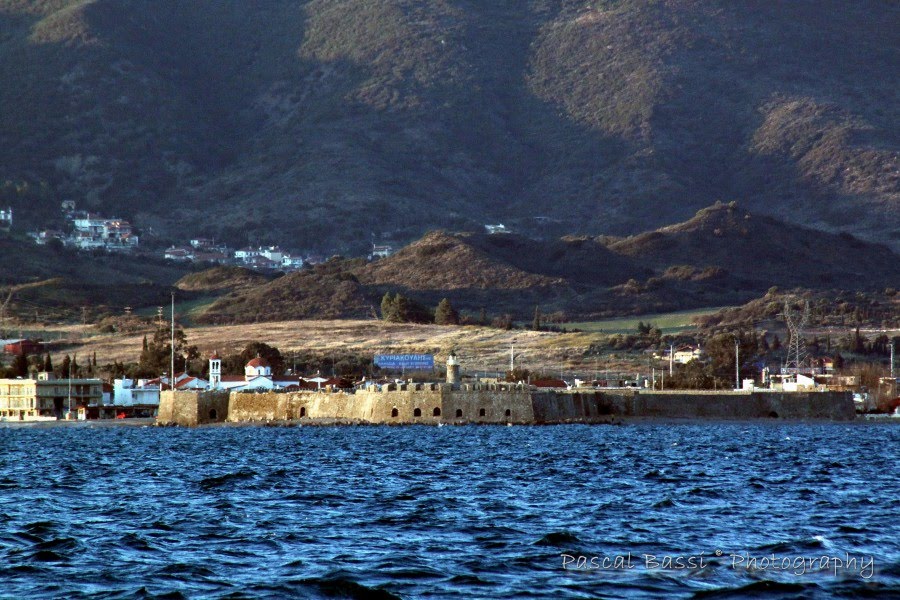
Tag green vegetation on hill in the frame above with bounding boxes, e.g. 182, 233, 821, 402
0, 0, 896, 253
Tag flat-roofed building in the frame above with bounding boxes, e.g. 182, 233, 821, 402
0, 373, 102, 420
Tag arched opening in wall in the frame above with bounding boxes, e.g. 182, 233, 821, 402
391, 407, 399, 418
504, 409, 511, 417
455, 409, 463, 418
433, 407, 441, 417
300, 407, 306, 418
768, 411, 779, 419
209, 409, 218, 420
479, 408, 486, 417
414, 408, 422, 417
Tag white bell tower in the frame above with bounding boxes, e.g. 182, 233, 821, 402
209, 350, 221, 388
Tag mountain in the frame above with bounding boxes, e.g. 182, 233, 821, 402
194, 204, 900, 323
0, 0, 897, 254
607, 202, 900, 290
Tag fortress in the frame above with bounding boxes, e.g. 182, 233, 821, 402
158, 354, 855, 426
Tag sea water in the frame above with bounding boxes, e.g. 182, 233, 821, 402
0, 423, 897, 598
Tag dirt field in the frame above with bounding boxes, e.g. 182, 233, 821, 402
46, 319, 643, 376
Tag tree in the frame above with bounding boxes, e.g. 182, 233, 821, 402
704, 332, 757, 387
505, 367, 530, 383
491, 314, 513, 330
532, 306, 542, 331
137, 326, 199, 377
237, 342, 284, 376
771, 334, 782, 351
59, 354, 71, 378
435, 298, 459, 326
380, 291, 431, 323
42, 353, 52, 372
11, 353, 28, 377
381, 292, 399, 322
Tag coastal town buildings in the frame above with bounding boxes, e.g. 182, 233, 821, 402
29, 201, 138, 252
0, 372, 102, 420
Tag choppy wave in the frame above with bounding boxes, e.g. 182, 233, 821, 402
0, 423, 897, 598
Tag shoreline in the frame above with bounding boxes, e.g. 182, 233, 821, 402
6, 416, 899, 429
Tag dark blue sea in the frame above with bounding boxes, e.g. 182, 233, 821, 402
1, 422, 898, 599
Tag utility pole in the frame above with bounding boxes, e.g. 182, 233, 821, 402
734, 336, 740, 390
170, 292, 175, 388
669, 343, 675, 376
891, 339, 895, 380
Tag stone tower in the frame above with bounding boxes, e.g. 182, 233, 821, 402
446, 352, 460, 385
209, 350, 221, 389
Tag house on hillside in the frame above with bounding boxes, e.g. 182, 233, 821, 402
369, 244, 393, 260
654, 346, 704, 364
30, 230, 66, 245
0, 208, 11, 229
164, 246, 194, 261
70, 214, 139, 251
1, 339, 43, 356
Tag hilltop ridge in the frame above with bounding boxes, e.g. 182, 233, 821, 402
193, 204, 900, 324
0, 0, 896, 253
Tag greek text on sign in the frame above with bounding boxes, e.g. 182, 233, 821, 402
374, 354, 434, 370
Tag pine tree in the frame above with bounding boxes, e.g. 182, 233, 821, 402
435, 298, 459, 325
43, 353, 52, 372
532, 306, 542, 331
381, 292, 398, 322
394, 293, 410, 322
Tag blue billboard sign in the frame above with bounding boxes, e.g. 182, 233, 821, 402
374, 354, 434, 370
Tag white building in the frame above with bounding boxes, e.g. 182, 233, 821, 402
282, 254, 304, 269
235, 247, 260, 260
70, 214, 139, 251
258, 246, 283, 263
164, 246, 194, 261
208, 352, 304, 392
112, 379, 161, 406
369, 244, 393, 260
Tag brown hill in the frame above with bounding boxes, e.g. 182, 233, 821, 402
196, 258, 372, 324
195, 204, 900, 323
0, 1, 896, 254
607, 202, 900, 290
358, 231, 564, 291
175, 266, 271, 293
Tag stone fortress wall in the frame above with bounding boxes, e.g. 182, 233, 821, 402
158, 383, 855, 426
